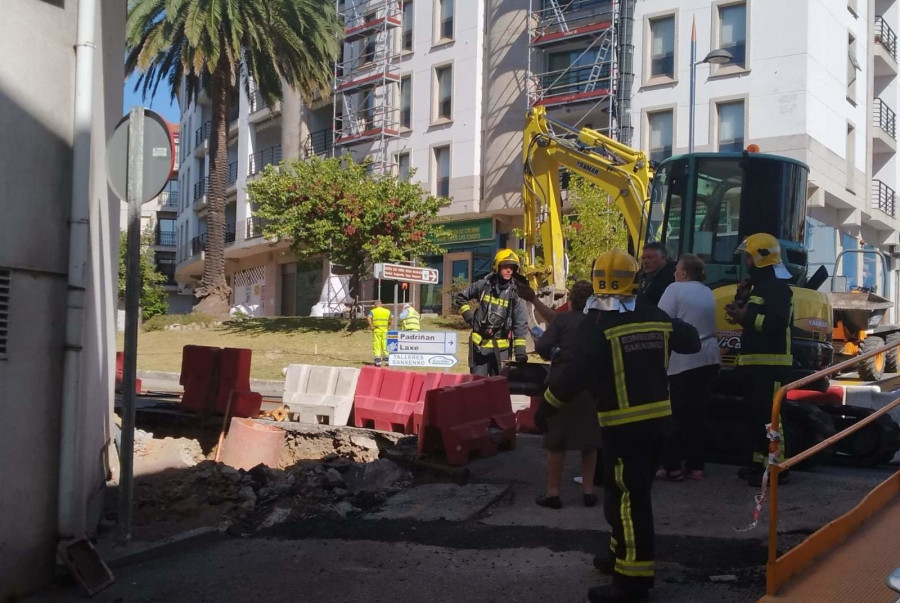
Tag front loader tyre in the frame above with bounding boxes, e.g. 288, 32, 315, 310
781, 400, 837, 469
819, 404, 900, 466
885, 332, 900, 373
858, 336, 886, 382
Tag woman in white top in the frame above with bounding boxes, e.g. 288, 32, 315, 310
657, 254, 721, 480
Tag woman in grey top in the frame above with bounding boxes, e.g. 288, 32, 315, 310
658, 254, 721, 480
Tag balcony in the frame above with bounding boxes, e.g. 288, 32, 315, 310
158, 190, 179, 210
225, 222, 236, 245
873, 97, 897, 154
530, 0, 614, 47
304, 129, 334, 158
155, 258, 177, 286
193, 121, 211, 149
227, 161, 238, 188
875, 16, 898, 77
190, 233, 207, 256
155, 230, 176, 247
248, 88, 281, 123
245, 216, 269, 239
872, 179, 896, 220
530, 62, 612, 108
193, 177, 209, 202
249, 145, 282, 176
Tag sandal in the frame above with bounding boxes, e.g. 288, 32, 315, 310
535, 494, 562, 509
666, 470, 685, 482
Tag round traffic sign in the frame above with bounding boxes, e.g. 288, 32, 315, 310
106, 108, 174, 203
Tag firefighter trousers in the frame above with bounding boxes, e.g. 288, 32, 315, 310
601, 424, 666, 593
742, 367, 790, 470
468, 340, 508, 376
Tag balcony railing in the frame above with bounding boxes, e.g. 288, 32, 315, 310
155, 230, 176, 247
155, 259, 177, 285
248, 89, 265, 113
249, 145, 282, 175
876, 16, 898, 62
193, 177, 209, 201
228, 161, 238, 186
304, 129, 334, 157
158, 190, 179, 208
194, 121, 211, 148
872, 179, 896, 218
225, 222, 236, 245
190, 233, 208, 256
246, 216, 269, 239
875, 98, 897, 140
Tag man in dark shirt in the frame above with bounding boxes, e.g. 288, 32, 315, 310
636, 242, 676, 306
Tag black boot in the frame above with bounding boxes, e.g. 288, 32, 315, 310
588, 584, 649, 603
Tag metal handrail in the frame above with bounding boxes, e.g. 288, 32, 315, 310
874, 97, 897, 140
227, 161, 238, 186
872, 179, 896, 218
766, 338, 900, 594
249, 145, 282, 175
876, 16, 898, 62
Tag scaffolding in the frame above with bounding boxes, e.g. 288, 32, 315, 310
333, 0, 402, 175
526, 0, 633, 143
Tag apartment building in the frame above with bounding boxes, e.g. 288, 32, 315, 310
175, 0, 900, 319
118, 124, 192, 315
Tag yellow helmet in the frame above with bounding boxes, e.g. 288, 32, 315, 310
592, 249, 639, 295
737, 233, 782, 268
493, 248, 520, 272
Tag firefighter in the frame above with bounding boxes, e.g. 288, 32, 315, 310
398, 303, 421, 331
536, 249, 700, 603
725, 233, 793, 487
455, 249, 529, 376
367, 299, 393, 367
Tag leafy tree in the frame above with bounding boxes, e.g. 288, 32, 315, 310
246, 155, 448, 299
126, 0, 342, 316
564, 175, 629, 284
118, 230, 169, 321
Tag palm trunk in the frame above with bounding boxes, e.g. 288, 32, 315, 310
194, 54, 232, 317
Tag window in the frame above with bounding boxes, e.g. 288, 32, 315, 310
363, 90, 376, 131
398, 152, 411, 181
547, 49, 605, 97
435, 65, 452, 121
402, 1, 414, 52
400, 76, 412, 128
157, 218, 177, 246
847, 33, 859, 103
437, 0, 453, 41
716, 100, 744, 152
846, 123, 855, 192
647, 110, 674, 164
649, 16, 675, 79
363, 34, 377, 65
718, 2, 746, 68
434, 145, 450, 197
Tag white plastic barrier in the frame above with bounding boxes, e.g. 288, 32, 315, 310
282, 364, 360, 426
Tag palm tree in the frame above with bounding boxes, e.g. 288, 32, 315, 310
126, 0, 342, 316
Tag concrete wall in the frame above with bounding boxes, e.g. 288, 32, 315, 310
0, 0, 123, 598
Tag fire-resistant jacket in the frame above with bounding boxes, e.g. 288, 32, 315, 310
455, 275, 528, 358
735, 269, 793, 371
544, 302, 700, 430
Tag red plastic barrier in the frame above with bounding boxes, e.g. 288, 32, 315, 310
409, 373, 484, 434
786, 386, 844, 407
180, 345, 221, 413
214, 348, 262, 418
418, 376, 516, 465
515, 396, 543, 433
114, 351, 141, 394
353, 368, 419, 432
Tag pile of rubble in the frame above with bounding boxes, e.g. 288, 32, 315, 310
132, 453, 413, 536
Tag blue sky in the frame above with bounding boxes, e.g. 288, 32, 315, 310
123, 72, 181, 124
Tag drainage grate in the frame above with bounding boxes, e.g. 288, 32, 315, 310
0, 268, 8, 358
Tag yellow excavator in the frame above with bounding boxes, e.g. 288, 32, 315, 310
517, 106, 899, 466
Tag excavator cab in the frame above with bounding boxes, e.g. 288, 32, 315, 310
647, 152, 810, 287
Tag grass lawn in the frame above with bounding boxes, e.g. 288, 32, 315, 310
120, 316, 475, 380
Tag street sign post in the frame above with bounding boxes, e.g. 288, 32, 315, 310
373, 262, 439, 285
387, 331, 459, 368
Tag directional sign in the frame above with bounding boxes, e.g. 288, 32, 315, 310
388, 353, 459, 368
386, 331, 458, 355
374, 262, 439, 284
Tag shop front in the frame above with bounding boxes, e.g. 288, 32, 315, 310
420, 217, 499, 315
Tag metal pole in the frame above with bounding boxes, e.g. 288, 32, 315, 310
393, 282, 399, 329
118, 107, 144, 544
689, 17, 697, 154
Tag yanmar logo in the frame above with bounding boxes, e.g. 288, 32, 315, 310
576, 161, 600, 176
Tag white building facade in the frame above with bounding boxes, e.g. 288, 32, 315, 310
174, 0, 900, 319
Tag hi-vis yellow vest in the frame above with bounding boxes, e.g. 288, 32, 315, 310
370, 306, 391, 330
401, 308, 420, 331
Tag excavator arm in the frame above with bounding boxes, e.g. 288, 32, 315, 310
521, 106, 652, 298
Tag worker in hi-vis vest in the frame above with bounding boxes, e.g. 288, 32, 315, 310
367, 300, 394, 367
398, 303, 421, 331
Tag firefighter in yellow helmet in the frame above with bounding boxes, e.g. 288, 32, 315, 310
537, 248, 700, 603
725, 233, 793, 487
454, 249, 529, 375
